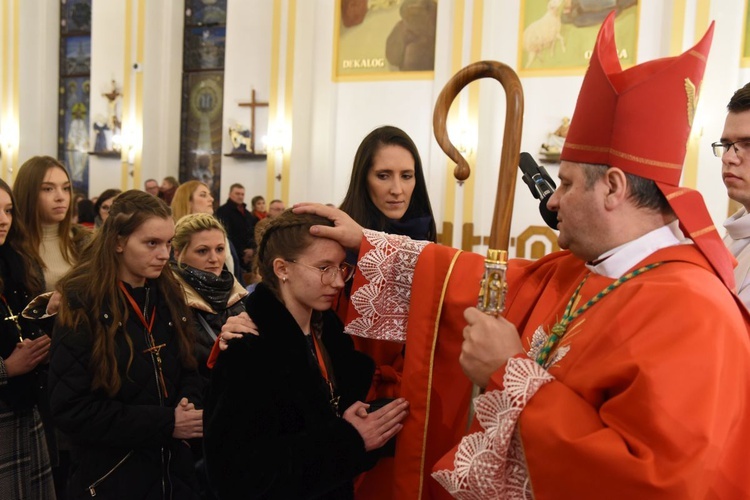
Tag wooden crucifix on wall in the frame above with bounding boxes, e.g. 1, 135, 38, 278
237, 89, 268, 153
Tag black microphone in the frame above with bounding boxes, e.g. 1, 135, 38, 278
519, 152, 558, 230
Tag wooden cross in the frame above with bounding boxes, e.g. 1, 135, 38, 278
238, 89, 268, 153
143, 343, 166, 356
143, 343, 169, 398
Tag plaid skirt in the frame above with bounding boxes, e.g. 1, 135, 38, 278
0, 407, 56, 500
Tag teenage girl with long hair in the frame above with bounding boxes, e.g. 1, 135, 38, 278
48, 190, 203, 499
0, 178, 55, 499
13, 156, 90, 293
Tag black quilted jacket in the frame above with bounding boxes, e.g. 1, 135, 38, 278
48, 282, 203, 500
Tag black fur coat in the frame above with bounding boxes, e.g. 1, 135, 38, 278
204, 283, 377, 499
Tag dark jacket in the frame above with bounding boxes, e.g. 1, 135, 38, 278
204, 283, 377, 499
0, 245, 46, 411
215, 200, 258, 259
172, 264, 248, 380
48, 282, 203, 499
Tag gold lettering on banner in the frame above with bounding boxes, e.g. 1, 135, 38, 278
341, 58, 386, 69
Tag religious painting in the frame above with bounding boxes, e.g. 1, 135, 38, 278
58, 77, 90, 193
61, 36, 91, 76
185, 0, 227, 26
184, 27, 227, 71
180, 72, 224, 202
60, 0, 91, 34
180, 0, 226, 198
333, 0, 437, 81
518, 0, 639, 76
742, 1, 750, 67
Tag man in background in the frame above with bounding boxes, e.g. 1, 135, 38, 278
216, 183, 257, 270
267, 199, 286, 218
718, 81, 750, 309
144, 178, 159, 197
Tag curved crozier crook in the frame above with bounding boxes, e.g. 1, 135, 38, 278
432, 60, 524, 250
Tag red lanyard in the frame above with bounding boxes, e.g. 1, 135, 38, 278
118, 282, 168, 398
311, 333, 330, 382
311, 332, 339, 416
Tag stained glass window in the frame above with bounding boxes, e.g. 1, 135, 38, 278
58, 0, 92, 194
180, 0, 227, 200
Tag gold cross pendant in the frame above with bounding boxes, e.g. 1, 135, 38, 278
143, 343, 166, 356
4, 313, 23, 342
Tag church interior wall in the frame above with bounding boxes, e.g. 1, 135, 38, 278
0, 0, 746, 256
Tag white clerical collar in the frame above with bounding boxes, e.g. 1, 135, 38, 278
585, 221, 687, 279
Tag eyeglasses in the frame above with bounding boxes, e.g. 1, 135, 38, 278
285, 260, 355, 285
711, 140, 750, 158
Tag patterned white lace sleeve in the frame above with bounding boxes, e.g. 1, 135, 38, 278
345, 229, 430, 343
432, 357, 554, 499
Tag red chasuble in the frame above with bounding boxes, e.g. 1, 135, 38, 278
346, 230, 750, 499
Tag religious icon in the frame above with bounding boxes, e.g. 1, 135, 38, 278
102, 80, 123, 142
180, 72, 224, 200
539, 117, 570, 162
62, 36, 91, 76
519, 0, 639, 75
228, 125, 252, 154
334, 0, 438, 81
93, 119, 109, 153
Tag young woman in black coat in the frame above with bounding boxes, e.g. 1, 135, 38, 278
0, 179, 55, 499
204, 211, 409, 499
48, 190, 203, 499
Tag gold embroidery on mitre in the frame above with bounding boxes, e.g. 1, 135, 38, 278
685, 78, 697, 127
564, 142, 683, 170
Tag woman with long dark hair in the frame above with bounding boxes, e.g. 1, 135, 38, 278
93, 188, 121, 229
13, 156, 90, 293
48, 190, 203, 499
338, 125, 437, 498
339, 125, 436, 242
339, 126, 437, 398
0, 179, 55, 499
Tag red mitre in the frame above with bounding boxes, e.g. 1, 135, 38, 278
560, 11, 736, 290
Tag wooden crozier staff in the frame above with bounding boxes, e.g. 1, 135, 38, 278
432, 60, 524, 423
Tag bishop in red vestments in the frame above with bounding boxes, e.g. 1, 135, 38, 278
297, 11, 750, 500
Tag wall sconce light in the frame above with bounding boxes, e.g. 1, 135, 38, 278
111, 133, 123, 153
113, 128, 139, 165
449, 123, 477, 157
0, 126, 19, 161
265, 126, 290, 154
